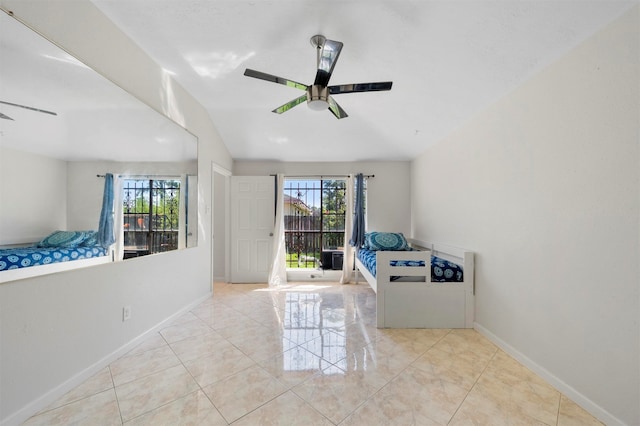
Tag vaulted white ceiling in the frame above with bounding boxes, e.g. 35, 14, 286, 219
90, 0, 636, 162
0, 11, 196, 163
8, 1, 637, 163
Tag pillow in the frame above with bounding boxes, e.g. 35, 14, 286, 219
79, 231, 99, 247
364, 232, 410, 251
38, 231, 92, 248
431, 256, 464, 282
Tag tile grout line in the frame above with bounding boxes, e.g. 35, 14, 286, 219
25, 282, 592, 425
108, 365, 125, 425
445, 345, 499, 425
168, 304, 231, 425
208, 287, 335, 425
313, 327, 455, 424
174, 292, 315, 425
115, 331, 178, 424
245, 286, 354, 425
116, 310, 226, 424
24, 366, 122, 422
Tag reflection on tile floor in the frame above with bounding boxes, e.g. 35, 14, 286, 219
23, 282, 603, 425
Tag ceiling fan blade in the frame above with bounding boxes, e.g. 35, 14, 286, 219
0, 112, 14, 120
0, 100, 57, 116
329, 81, 393, 95
244, 69, 308, 91
272, 94, 308, 114
314, 39, 343, 87
327, 96, 348, 119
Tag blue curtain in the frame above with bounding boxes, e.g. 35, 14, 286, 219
349, 173, 365, 249
97, 173, 115, 248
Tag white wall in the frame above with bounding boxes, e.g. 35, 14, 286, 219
411, 7, 639, 425
233, 161, 412, 234
0, 147, 67, 245
0, 1, 232, 424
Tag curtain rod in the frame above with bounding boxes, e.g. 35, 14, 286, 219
270, 174, 374, 179
97, 174, 184, 178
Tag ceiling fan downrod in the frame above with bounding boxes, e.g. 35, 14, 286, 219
310, 34, 327, 65
308, 34, 330, 110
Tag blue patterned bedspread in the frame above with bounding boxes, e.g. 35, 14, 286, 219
0, 246, 108, 271
357, 248, 463, 282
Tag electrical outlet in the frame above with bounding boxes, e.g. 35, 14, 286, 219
123, 306, 132, 321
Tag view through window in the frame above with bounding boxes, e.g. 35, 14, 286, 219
122, 178, 181, 259
283, 178, 350, 270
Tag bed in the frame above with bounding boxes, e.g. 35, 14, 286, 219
354, 232, 474, 329
0, 230, 112, 283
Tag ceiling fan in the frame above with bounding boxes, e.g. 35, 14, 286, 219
244, 35, 392, 119
0, 100, 57, 121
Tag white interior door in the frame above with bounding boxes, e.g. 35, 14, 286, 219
230, 176, 275, 283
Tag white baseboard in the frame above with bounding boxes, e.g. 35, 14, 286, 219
1, 293, 212, 426
474, 322, 626, 426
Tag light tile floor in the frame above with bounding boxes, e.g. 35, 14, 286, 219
23, 282, 603, 425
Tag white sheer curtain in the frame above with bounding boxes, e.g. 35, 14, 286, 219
340, 174, 355, 284
268, 173, 287, 287
113, 175, 125, 261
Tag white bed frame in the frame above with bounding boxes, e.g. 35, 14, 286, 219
355, 238, 475, 329
0, 250, 113, 284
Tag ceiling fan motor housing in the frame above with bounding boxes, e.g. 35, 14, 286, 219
307, 85, 329, 110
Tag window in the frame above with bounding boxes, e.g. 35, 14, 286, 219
122, 178, 181, 258
283, 178, 347, 269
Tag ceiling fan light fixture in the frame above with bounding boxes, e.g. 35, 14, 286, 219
308, 99, 329, 111
307, 85, 329, 111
